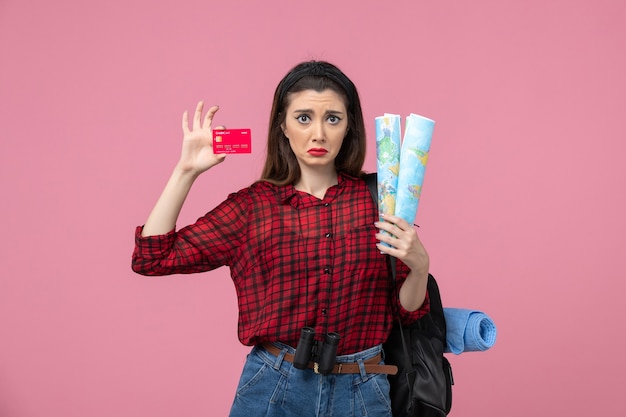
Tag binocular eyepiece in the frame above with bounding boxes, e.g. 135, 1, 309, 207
293, 327, 340, 375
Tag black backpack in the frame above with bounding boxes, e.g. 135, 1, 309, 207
364, 173, 453, 417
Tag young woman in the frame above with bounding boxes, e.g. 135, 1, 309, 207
132, 61, 430, 417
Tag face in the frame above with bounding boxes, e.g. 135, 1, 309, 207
281, 89, 349, 172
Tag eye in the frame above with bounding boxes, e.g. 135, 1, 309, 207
327, 115, 342, 124
296, 114, 310, 123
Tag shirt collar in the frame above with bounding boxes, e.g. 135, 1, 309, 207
275, 172, 355, 208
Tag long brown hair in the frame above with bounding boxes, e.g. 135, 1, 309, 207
260, 61, 366, 186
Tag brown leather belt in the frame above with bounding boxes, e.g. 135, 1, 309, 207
261, 343, 398, 375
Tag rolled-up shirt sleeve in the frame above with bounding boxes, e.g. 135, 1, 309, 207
131, 190, 249, 276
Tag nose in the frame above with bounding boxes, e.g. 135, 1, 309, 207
312, 120, 326, 142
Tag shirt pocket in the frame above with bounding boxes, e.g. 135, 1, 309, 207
340, 223, 387, 277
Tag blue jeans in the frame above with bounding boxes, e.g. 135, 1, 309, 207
229, 343, 392, 417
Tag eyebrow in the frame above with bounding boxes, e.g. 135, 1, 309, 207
291, 109, 345, 115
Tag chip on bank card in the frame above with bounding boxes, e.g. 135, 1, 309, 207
212, 129, 252, 154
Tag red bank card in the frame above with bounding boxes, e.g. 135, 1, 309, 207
212, 129, 252, 154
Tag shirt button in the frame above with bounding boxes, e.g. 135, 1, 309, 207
321, 309, 328, 316
323, 268, 331, 274
324, 203, 330, 207
325, 233, 332, 238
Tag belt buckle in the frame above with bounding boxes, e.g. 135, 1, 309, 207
313, 362, 342, 374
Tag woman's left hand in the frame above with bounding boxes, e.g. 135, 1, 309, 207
375, 214, 429, 275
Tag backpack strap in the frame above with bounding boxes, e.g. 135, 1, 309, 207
363, 173, 378, 213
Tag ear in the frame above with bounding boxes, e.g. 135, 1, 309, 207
281, 123, 288, 139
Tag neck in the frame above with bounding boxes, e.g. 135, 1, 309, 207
295, 167, 339, 199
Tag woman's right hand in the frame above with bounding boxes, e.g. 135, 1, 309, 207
178, 101, 227, 176
140, 101, 227, 237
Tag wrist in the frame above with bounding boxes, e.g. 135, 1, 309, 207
407, 265, 429, 281
173, 162, 203, 181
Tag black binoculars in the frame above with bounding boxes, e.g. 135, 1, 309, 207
293, 327, 340, 375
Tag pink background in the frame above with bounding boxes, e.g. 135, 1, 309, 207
1, 0, 625, 415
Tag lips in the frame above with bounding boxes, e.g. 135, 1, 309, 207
307, 148, 328, 156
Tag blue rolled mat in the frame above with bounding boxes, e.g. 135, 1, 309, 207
443, 308, 497, 354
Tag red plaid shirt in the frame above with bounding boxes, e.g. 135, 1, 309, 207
132, 173, 429, 354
